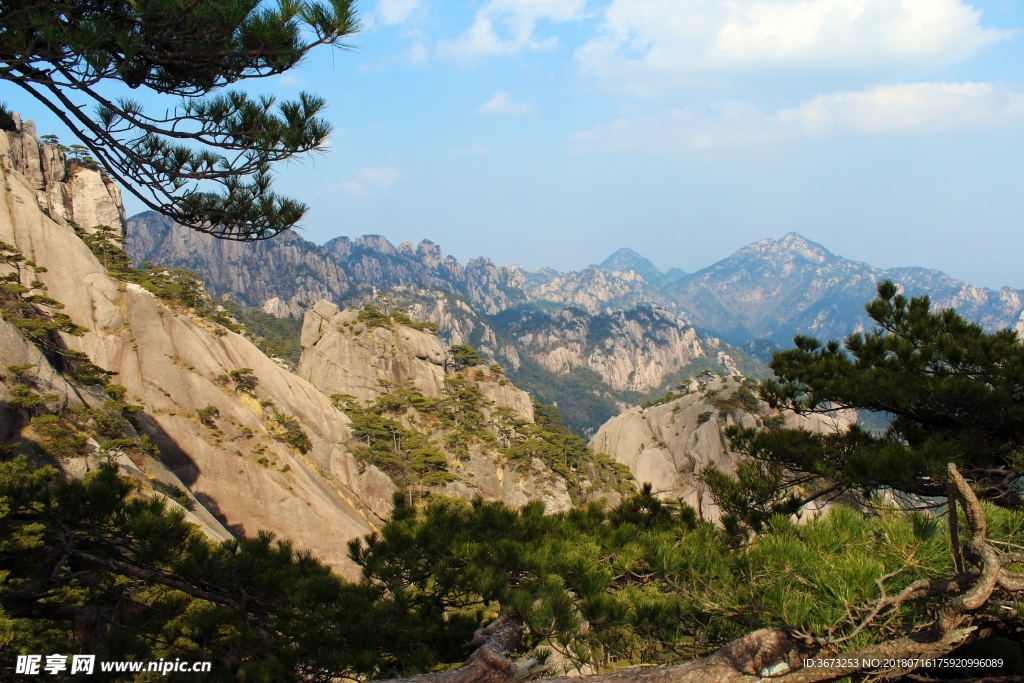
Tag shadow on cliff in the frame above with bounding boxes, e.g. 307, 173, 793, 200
132, 412, 249, 539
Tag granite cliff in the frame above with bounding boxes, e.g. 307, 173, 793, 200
0, 117, 384, 576
0, 117, 628, 577
590, 373, 854, 522
493, 304, 704, 393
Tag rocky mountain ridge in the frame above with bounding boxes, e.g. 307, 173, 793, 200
0, 117, 628, 577
666, 233, 1024, 345
128, 216, 1024, 359
599, 247, 686, 287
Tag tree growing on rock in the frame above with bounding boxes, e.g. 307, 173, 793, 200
0, 0, 358, 240
447, 344, 485, 372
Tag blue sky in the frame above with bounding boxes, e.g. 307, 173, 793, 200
5, 0, 1024, 287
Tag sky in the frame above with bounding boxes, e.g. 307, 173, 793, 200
4, 0, 1024, 288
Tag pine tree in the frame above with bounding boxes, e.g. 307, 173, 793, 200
708, 280, 1024, 534
0, 0, 358, 240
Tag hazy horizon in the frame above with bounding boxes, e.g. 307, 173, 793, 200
7, 0, 1023, 288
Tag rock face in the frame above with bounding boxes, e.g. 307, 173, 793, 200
295, 300, 590, 511
590, 374, 853, 522
6, 119, 126, 235
1, 119, 390, 577
297, 300, 448, 403
297, 299, 534, 422
497, 305, 704, 393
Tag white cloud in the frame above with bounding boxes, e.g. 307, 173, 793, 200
782, 81, 1024, 133
337, 167, 403, 198
437, 0, 588, 62
374, 0, 422, 26
576, 0, 1011, 95
567, 82, 1024, 152
479, 91, 536, 115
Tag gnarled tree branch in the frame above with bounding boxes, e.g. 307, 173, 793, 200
381, 463, 1006, 683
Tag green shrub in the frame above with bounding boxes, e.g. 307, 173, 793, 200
198, 405, 220, 427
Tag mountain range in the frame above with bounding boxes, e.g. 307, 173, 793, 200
126, 214, 1024, 432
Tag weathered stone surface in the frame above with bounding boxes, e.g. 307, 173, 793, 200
471, 365, 534, 423
505, 305, 705, 393
298, 301, 448, 403
590, 376, 852, 523
0, 124, 383, 577
6, 120, 125, 235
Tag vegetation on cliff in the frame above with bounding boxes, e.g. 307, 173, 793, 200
2, 224, 1024, 682
332, 376, 632, 503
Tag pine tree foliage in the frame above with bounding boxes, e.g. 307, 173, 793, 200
350, 486, 1024, 677
1, 0, 359, 239
711, 280, 1024, 534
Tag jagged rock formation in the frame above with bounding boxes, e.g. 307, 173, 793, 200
126, 212, 349, 319
668, 233, 1024, 344
0, 118, 406, 576
5, 114, 126, 235
590, 374, 853, 522
128, 217, 1024, 354
297, 299, 448, 403
127, 215, 680, 322
494, 305, 704, 393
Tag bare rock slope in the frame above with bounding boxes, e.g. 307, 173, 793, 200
1, 119, 393, 576
590, 373, 853, 522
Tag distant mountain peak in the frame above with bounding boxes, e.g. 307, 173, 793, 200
599, 247, 686, 286
738, 232, 832, 264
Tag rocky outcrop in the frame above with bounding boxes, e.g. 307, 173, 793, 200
1, 119, 392, 577
297, 300, 448, 403
590, 375, 854, 522
293, 300, 591, 511
5, 117, 126, 235
497, 305, 705, 393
